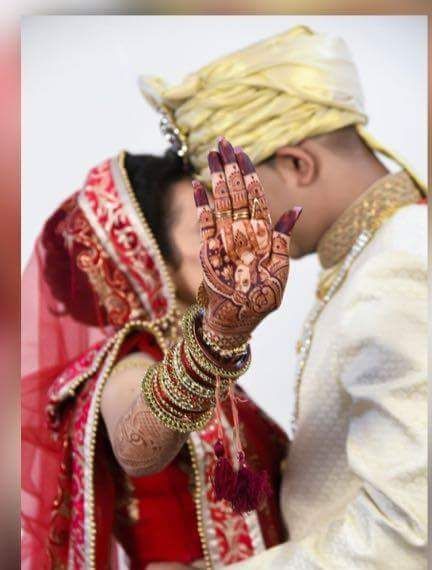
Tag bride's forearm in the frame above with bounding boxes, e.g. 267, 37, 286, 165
102, 310, 251, 479
112, 391, 187, 477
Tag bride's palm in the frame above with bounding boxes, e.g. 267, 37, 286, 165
192, 137, 302, 346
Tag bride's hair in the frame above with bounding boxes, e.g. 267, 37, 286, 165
125, 151, 190, 268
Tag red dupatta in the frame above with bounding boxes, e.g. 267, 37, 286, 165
21, 154, 287, 569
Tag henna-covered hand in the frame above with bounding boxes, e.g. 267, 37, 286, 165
192, 137, 302, 347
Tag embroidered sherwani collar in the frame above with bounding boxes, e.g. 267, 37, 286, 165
317, 171, 421, 270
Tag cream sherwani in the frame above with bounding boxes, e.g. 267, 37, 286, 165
230, 173, 427, 569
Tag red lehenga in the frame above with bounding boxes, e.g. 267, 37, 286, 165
21, 153, 288, 569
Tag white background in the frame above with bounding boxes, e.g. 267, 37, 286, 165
22, 16, 427, 433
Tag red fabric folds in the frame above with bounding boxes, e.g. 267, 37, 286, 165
21, 197, 110, 569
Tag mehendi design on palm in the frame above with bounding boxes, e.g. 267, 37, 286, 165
192, 138, 302, 346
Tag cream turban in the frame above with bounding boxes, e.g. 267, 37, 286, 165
140, 26, 426, 194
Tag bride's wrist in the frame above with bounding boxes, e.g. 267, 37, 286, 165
201, 320, 250, 359
184, 305, 251, 374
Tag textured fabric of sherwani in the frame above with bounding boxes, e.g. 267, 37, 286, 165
229, 203, 427, 569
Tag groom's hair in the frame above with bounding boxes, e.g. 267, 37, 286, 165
312, 126, 371, 156
263, 126, 372, 167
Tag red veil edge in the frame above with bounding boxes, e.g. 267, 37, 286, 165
21, 202, 111, 568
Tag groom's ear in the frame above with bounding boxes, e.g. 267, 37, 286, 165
272, 145, 317, 187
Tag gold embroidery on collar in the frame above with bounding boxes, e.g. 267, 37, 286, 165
316, 263, 343, 301
317, 171, 421, 270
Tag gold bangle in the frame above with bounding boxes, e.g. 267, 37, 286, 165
172, 343, 218, 398
182, 305, 251, 379
151, 364, 188, 419
202, 329, 248, 358
142, 365, 213, 433
148, 362, 214, 425
154, 364, 211, 420
161, 358, 212, 412
179, 344, 231, 402
202, 326, 250, 351
185, 307, 250, 379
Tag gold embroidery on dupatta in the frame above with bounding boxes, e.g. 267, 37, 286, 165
58, 197, 146, 327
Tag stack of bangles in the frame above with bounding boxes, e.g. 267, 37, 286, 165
142, 304, 251, 433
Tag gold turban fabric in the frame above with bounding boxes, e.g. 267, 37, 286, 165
140, 26, 426, 194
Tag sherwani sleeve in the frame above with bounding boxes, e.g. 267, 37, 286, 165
229, 250, 427, 570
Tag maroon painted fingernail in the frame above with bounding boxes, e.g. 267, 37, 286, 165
208, 150, 223, 173
236, 151, 255, 176
193, 181, 209, 207
234, 146, 243, 154
218, 137, 236, 164
274, 207, 303, 235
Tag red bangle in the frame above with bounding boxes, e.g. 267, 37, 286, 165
180, 340, 219, 389
153, 371, 205, 420
164, 359, 211, 410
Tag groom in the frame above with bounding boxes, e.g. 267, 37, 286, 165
144, 27, 427, 568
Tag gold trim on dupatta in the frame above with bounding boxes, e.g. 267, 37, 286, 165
114, 152, 178, 322
82, 320, 173, 568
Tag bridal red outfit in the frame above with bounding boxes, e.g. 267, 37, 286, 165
22, 153, 288, 569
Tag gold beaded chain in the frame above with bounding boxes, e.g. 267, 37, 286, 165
117, 151, 178, 329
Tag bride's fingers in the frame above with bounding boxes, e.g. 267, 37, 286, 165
271, 207, 303, 257
275, 207, 303, 235
208, 150, 232, 230
192, 180, 216, 241
217, 137, 250, 220
235, 148, 271, 224
218, 138, 261, 260
208, 148, 239, 261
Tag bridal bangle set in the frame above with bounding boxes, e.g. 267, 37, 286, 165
142, 304, 251, 432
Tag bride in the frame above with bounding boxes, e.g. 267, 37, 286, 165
21, 130, 301, 568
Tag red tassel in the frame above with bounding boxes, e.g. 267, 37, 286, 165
212, 439, 236, 501
231, 452, 273, 514
211, 378, 272, 514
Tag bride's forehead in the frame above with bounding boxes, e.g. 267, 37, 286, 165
171, 177, 214, 209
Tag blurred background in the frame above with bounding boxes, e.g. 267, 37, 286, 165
21, 15, 427, 433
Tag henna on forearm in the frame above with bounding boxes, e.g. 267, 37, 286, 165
112, 391, 187, 477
